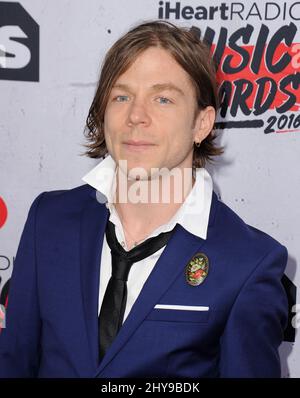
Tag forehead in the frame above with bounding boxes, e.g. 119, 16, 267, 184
114, 47, 195, 92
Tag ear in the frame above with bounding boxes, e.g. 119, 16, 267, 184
192, 106, 216, 144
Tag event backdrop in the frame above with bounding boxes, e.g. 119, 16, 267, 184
0, 0, 299, 377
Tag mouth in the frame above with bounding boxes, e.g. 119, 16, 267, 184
123, 140, 156, 152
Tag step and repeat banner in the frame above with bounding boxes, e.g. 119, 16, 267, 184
0, 0, 299, 377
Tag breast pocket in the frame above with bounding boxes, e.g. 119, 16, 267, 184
145, 304, 210, 323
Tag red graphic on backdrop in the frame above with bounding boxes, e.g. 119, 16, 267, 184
190, 22, 300, 134
216, 43, 300, 112
0, 197, 8, 228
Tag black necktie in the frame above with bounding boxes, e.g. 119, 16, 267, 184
98, 219, 174, 359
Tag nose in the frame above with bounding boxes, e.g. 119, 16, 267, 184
126, 98, 151, 127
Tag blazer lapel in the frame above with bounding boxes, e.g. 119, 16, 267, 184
94, 191, 219, 377
80, 189, 109, 370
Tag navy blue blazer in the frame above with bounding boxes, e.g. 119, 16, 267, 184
0, 184, 288, 378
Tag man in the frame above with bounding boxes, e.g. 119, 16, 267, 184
0, 20, 288, 378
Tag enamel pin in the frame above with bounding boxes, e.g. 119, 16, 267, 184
186, 253, 209, 286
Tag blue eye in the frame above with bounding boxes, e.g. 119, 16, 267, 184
115, 95, 129, 102
157, 97, 172, 104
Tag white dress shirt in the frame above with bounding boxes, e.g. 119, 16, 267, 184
82, 155, 213, 322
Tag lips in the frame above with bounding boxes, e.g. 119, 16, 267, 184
123, 140, 155, 152
123, 140, 154, 146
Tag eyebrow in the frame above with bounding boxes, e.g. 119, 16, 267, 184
112, 83, 185, 97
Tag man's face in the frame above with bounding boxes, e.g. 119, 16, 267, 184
104, 47, 209, 178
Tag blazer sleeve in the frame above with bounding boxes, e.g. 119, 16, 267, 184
0, 192, 45, 378
219, 244, 289, 378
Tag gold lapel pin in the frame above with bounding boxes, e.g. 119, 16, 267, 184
186, 252, 209, 286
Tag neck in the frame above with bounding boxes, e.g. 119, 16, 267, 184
113, 164, 195, 238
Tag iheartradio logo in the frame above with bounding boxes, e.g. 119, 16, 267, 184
0, 196, 8, 229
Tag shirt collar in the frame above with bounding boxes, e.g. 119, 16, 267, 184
82, 154, 213, 240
